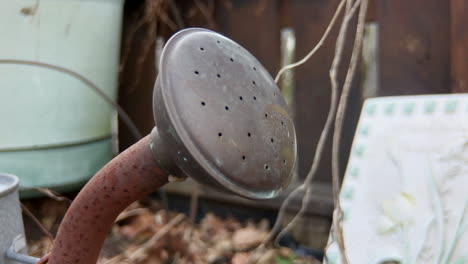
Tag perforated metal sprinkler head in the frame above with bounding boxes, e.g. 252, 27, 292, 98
41, 28, 297, 264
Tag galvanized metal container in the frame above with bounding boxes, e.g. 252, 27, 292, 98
0, 173, 26, 264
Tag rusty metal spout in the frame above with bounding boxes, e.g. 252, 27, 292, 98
44, 135, 168, 264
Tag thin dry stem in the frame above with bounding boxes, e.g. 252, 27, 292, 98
329, 0, 367, 263
262, 0, 363, 251
194, 0, 217, 29
20, 203, 54, 241
274, 0, 362, 247
20, 186, 72, 204
262, 0, 346, 245
274, 0, 346, 83
102, 213, 185, 264
115, 208, 150, 223
127, 213, 185, 262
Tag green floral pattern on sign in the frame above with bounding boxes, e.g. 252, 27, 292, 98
424, 101, 436, 114
403, 102, 415, 115
445, 100, 457, 113
342, 185, 355, 200
367, 104, 377, 116
359, 124, 369, 136
350, 167, 360, 178
354, 145, 365, 157
384, 103, 395, 115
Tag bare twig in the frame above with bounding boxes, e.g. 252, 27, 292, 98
102, 213, 185, 264
330, 0, 368, 262
20, 203, 54, 241
274, 0, 346, 83
262, 1, 347, 246
19, 186, 72, 204
115, 208, 151, 223
262, 0, 364, 249
194, 0, 217, 29
126, 0, 163, 95
127, 213, 185, 262
167, 0, 185, 29
275, 0, 363, 247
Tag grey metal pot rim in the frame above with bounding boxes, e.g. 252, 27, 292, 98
0, 172, 19, 197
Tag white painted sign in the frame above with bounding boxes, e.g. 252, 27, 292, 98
326, 94, 468, 264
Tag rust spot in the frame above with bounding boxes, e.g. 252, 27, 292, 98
20, 7, 36, 15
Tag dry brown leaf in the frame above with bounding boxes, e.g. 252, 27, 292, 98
232, 227, 268, 251
231, 252, 251, 264
120, 211, 156, 239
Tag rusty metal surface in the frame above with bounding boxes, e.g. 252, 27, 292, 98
46, 135, 168, 264
151, 28, 297, 199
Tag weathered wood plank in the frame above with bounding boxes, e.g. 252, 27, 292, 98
450, 0, 468, 93
377, 0, 451, 95
214, 0, 281, 76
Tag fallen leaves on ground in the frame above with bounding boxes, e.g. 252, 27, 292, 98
26, 200, 320, 264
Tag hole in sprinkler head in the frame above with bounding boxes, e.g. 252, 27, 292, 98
252, 81, 256, 85
242, 155, 246, 160
264, 164, 269, 170
194, 71, 199, 75
217, 74, 221, 78
200, 47, 205, 51
253, 67, 257, 71
218, 132, 222, 137
281, 121, 284, 125
265, 113, 268, 117
271, 138, 274, 143
217, 40, 221, 43
230, 58, 234, 62
253, 96, 257, 101
201, 102, 206, 106
247, 132, 251, 137
239, 96, 243, 100
225, 106, 229, 111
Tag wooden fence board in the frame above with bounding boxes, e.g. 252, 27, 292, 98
451, 0, 468, 93
377, 0, 451, 95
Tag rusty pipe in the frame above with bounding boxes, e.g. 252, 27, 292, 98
42, 135, 168, 264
